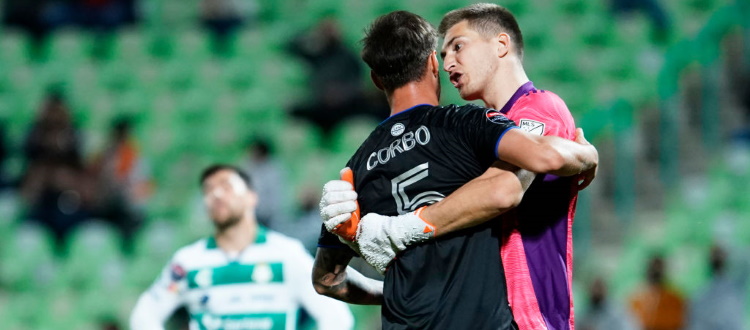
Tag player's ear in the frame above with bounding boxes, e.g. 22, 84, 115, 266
428, 51, 439, 78
246, 189, 259, 207
370, 70, 385, 91
497, 33, 510, 58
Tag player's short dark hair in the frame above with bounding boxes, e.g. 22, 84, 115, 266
439, 3, 524, 58
361, 11, 438, 92
200, 164, 254, 190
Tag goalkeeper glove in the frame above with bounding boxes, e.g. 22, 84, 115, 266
357, 207, 436, 274
319, 168, 360, 242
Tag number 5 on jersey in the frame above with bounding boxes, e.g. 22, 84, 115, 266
392, 163, 445, 214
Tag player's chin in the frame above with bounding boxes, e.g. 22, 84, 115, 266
210, 210, 231, 224
458, 88, 480, 101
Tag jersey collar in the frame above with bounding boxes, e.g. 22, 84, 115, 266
499, 81, 536, 114
380, 103, 434, 125
206, 226, 268, 249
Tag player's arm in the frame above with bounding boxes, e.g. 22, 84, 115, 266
312, 247, 383, 305
290, 242, 355, 330
419, 161, 534, 235
130, 261, 185, 330
385, 127, 597, 236
498, 127, 598, 188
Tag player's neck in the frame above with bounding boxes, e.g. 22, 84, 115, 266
387, 82, 439, 117
482, 63, 529, 110
215, 215, 257, 253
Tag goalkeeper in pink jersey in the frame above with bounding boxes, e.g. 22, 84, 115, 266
320, 3, 592, 330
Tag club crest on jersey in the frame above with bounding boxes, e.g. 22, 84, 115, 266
519, 119, 545, 136
391, 123, 405, 136
485, 110, 506, 124
251, 263, 273, 283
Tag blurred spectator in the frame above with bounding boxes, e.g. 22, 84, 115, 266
275, 186, 323, 254
76, 0, 130, 31
242, 137, 285, 227
287, 18, 378, 144
1, 0, 137, 59
20, 91, 89, 253
629, 254, 686, 330
200, 0, 257, 55
1, 0, 70, 57
89, 117, 151, 254
609, 0, 671, 43
686, 244, 748, 330
579, 277, 637, 330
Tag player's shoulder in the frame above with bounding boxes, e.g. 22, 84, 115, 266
439, 102, 490, 113
171, 238, 213, 262
265, 230, 308, 253
427, 103, 504, 121
518, 89, 567, 108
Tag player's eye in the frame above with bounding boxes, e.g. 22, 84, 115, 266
454, 43, 463, 52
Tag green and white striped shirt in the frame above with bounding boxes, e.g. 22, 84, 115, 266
131, 227, 353, 330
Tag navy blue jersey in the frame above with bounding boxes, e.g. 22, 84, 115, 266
319, 104, 518, 330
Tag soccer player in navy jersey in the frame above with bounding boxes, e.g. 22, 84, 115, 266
322, 4, 593, 329
311, 11, 597, 330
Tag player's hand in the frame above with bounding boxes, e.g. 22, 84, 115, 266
574, 128, 597, 190
319, 168, 360, 241
357, 207, 436, 274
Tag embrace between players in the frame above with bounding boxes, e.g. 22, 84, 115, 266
313, 4, 599, 330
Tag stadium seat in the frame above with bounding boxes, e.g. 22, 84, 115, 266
330, 117, 379, 155
0, 223, 59, 292
47, 29, 90, 65
112, 28, 149, 64
63, 222, 126, 292
98, 61, 139, 94
273, 119, 322, 165
0, 29, 28, 65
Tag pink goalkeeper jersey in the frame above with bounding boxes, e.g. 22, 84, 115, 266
500, 82, 577, 330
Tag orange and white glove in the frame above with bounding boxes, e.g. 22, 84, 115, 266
357, 207, 436, 274
319, 168, 360, 242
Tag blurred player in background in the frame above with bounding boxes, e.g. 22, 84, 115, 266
313, 11, 597, 329
321, 4, 591, 329
130, 164, 352, 330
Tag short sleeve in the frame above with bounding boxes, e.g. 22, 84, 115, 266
510, 93, 573, 139
447, 106, 518, 164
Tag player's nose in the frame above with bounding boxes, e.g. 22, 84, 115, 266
442, 55, 455, 72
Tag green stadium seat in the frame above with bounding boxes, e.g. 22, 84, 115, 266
0, 29, 29, 65
0, 223, 58, 292
330, 117, 379, 155
46, 29, 90, 65
173, 28, 211, 62
113, 28, 149, 63
98, 61, 139, 93
273, 119, 323, 165
63, 222, 126, 292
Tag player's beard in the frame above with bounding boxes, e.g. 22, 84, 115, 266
214, 213, 242, 232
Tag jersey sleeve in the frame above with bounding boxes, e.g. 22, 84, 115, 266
130, 257, 187, 330
511, 92, 574, 138
448, 106, 518, 165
